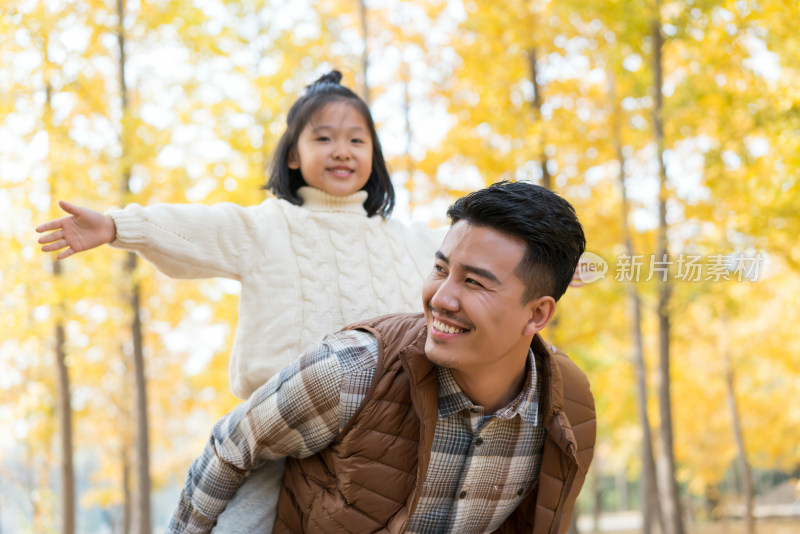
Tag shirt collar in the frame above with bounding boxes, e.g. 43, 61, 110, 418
436, 348, 539, 426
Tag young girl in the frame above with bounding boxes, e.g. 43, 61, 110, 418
36, 71, 444, 531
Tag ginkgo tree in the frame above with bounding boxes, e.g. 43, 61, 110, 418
2, 0, 800, 531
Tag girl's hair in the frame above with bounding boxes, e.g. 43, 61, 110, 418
266, 70, 395, 218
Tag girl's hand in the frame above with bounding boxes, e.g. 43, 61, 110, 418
36, 200, 117, 260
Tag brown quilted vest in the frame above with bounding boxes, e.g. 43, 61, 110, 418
273, 313, 595, 534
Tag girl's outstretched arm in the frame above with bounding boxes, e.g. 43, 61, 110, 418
36, 200, 116, 260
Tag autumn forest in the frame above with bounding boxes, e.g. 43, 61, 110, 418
1, 0, 799, 533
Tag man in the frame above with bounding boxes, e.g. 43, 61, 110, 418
169, 181, 595, 534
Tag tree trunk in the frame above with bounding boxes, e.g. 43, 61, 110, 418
116, 1, 152, 532
651, 8, 685, 534
631, 286, 665, 534
127, 258, 151, 534
721, 318, 756, 534
122, 448, 132, 534
527, 47, 551, 190
527, 45, 561, 339
634, 285, 666, 534
357, 0, 370, 106
591, 467, 602, 532
609, 72, 663, 534
46, 80, 76, 534
54, 307, 76, 534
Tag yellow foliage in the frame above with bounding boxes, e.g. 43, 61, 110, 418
3, 0, 800, 528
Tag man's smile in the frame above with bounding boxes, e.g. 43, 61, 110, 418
432, 319, 468, 335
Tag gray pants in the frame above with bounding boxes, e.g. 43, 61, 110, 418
211, 458, 285, 533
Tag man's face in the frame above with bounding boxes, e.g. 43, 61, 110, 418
422, 221, 549, 379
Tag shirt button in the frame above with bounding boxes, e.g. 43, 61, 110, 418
475, 437, 484, 446
517, 488, 525, 496
459, 490, 467, 499
470, 407, 479, 413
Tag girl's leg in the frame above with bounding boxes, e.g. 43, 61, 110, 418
210, 458, 285, 533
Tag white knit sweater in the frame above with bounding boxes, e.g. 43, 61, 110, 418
109, 187, 444, 399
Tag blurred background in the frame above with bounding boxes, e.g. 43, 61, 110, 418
1, 0, 799, 533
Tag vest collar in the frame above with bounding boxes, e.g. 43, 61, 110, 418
398, 339, 438, 521
533, 334, 578, 460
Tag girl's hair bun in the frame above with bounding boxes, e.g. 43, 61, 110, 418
308, 70, 343, 89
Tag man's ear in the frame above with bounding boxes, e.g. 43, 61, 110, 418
288, 149, 300, 170
522, 296, 556, 336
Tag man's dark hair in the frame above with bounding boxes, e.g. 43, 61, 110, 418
266, 70, 394, 218
446, 180, 585, 302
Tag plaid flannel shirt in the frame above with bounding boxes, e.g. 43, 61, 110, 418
169, 329, 545, 533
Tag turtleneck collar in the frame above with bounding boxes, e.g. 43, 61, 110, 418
298, 186, 369, 216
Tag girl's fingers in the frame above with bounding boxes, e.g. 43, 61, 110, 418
36, 200, 80, 232
35, 219, 65, 233
56, 248, 75, 260
59, 200, 80, 215
42, 239, 68, 252
37, 229, 63, 244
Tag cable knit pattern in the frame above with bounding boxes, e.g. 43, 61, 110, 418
109, 187, 443, 399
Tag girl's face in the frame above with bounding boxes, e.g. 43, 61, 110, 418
288, 100, 373, 197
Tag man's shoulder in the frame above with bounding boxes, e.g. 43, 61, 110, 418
344, 312, 426, 331
533, 335, 594, 429
553, 350, 592, 398
534, 336, 591, 396
346, 313, 427, 360
318, 329, 380, 375
309, 313, 427, 378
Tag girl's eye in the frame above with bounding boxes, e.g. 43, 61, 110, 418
352, 138, 365, 144
316, 136, 330, 142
